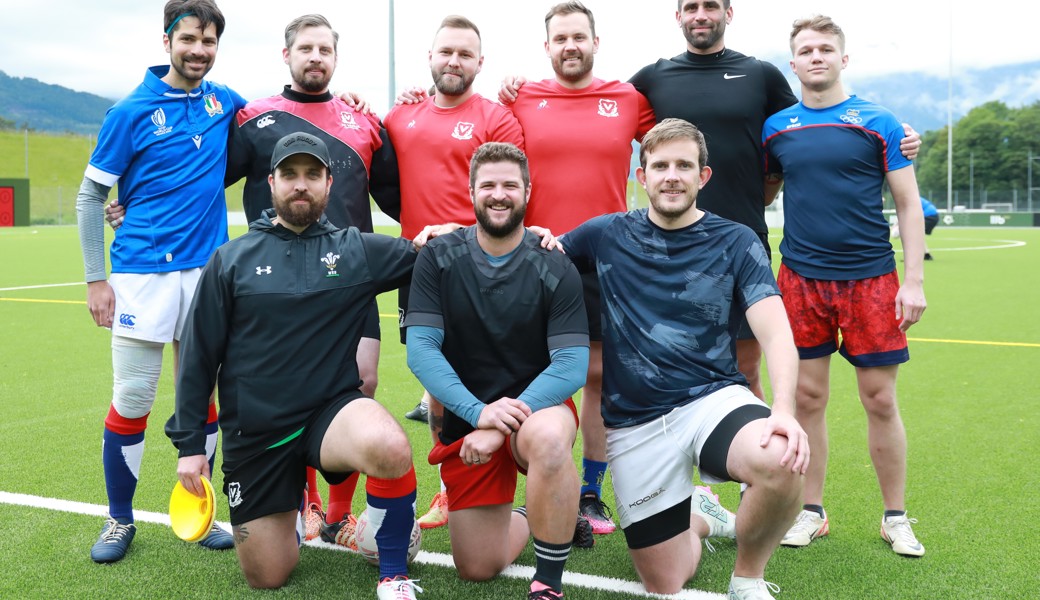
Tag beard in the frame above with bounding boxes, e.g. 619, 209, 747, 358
432, 67, 476, 96
273, 190, 328, 227
648, 188, 697, 220
682, 20, 726, 51
475, 201, 526, 239
170, 53, 213, 85
552, 51, 594, 83
290, 64, 332, 93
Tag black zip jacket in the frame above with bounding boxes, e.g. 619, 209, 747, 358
165, 210, 416, 462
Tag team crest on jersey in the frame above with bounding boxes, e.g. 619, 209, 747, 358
203, 93, 223, 117
227, 482, 243, 507
151, 108, 172, 136
597, 99, 619, 118
321, 252, 340, 277
340, 112, 361, 130
452, 121, 475, 140
839, 109, 863, 125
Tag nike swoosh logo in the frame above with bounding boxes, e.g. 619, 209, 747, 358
723, 73, 746, 79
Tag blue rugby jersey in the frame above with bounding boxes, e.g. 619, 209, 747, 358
85, 66, 247, 274
763, 96, 911, 280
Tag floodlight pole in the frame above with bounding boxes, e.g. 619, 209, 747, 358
946, 2, 953, 212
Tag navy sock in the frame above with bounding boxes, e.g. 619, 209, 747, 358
580, 459, 608, 497
366, 467, 417, 580
102, 428, 144, 524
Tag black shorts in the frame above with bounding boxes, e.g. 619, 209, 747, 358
362, 299, 381, 341
580, 271, 602, 341
924, 215, 939, 235
220, 391, 364, 525
734, 232, 772, 341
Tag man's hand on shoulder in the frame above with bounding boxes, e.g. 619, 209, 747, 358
498, 75, 528, 105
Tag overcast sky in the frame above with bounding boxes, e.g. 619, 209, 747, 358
3, 0, 1039, 116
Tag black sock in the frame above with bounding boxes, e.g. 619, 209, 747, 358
884, 509, 906, 519
532, 537, 571, 592
803, 504, 825, 518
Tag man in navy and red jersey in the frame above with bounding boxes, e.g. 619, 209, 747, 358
497, 1, 656, 537
628, 0, 921, 401
75, 0, 244, 563
762, 15, 927, 558
384, 14, 525, 529
405, 143, 588, 600
223, 14, 401, 546
561, 119, 806, 600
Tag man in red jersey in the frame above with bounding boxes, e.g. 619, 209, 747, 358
498, 1, 657, 537
383, 14, 525, 529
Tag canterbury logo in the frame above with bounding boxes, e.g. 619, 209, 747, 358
257, 115, 276, 128
698, 494, 728, 523
118, 313, 136, 327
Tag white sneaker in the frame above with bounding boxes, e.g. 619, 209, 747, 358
377, 577, 423, 600
881, 514, 925, 557
781, 509, 829, 547
728, 575, 780, 600
692, 485, 736, 539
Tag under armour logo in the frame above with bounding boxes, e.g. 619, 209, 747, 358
256, 266, 272, 275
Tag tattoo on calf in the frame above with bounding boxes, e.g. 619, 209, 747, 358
233, 524, 249, 545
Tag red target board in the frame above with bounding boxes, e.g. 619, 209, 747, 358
0, 187, 13, 227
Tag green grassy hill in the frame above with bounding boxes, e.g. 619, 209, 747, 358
0, 130, 246, 225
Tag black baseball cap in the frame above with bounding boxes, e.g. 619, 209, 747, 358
270, 132, 331, 172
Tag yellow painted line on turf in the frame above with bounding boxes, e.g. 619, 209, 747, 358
0, 297, 85, 305
909, 337, 1040, 348
0, 491, 723, 599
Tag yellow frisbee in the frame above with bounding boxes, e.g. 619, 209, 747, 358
169, 477, 216, 542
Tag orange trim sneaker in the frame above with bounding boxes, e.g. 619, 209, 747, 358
303, 502, 324, 542
417, 491, 449, 530
319, 514, 358, 551
781, 509, 829, 547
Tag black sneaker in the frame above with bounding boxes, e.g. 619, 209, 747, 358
924, 252, 934, 261
573, 514, 594, 549
578, 492, 616, 534
404, 402, 429, 423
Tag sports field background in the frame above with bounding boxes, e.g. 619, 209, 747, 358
1, 224, 1037, 599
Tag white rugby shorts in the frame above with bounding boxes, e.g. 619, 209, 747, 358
607, 385, 767, 529
110, 268, 203, 343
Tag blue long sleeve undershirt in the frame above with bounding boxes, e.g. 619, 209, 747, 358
406, 324, 588, 428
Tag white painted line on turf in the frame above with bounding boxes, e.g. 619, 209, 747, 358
1, 491, 724, 600
0, 281, 84, 291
